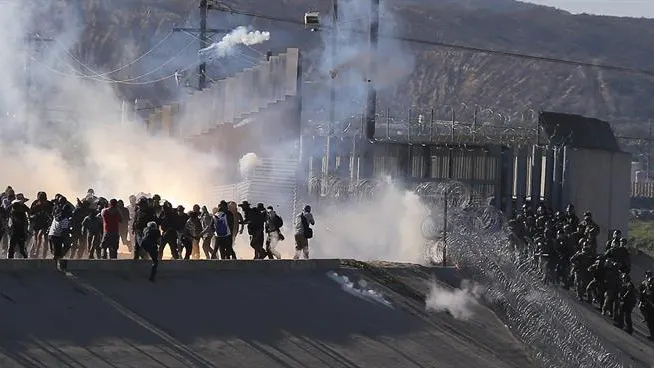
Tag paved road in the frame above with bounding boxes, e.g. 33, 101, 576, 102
0, 263, 537, 368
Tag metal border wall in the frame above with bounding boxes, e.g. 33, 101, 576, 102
562, 148, 631, 240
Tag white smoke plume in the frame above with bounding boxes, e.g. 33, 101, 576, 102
238, 152, 262, 179
0, 2, 223, 208
425, 279, 485, 321
307, 180, 430, 264
303, 0, 415, 125
199, 26, 270, 61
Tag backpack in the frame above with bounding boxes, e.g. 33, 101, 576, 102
301, 214, 313, 239
214, 212, 231, 237
273, 214, 283, 229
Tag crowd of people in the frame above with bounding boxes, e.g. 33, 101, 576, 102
508, 203, 654, 340
0, 186, 316, 281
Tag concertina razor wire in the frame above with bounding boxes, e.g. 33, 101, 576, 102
312, 176, 626, 368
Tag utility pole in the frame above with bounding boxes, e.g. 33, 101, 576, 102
364, 0, 379, 142
173, 0, 229, 91
325, 0, 338, 176
649, 119, 652, 180
357, 0, 380, 180
25, 33, 54, 137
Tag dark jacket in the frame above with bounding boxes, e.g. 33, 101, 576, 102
182, 216, 203, 240
265, 211, 283, 233
82, 211, 103, 234
158, 208, 178, 234
619, 281, 637, 307
71, 205, 90, 234
133, 204, 157, 233
141, 227, 161, 251
175, 212, 190, 233
29, 200, 53, 230
8, 203, 29, 239
244, 208, 265, 234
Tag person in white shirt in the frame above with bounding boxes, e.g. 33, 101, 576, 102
293, 205, 315, 260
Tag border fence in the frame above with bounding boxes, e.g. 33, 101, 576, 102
305, 104, 542, 146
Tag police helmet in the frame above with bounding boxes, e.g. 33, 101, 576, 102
147, 221, 158, 230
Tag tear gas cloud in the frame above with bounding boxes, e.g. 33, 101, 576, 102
306, 180, 431, 264
304, 0, 415, 123
425, 279, 485, 320
0, 1, 221, 207
238, 152, 262, 179
199, 26, 270, 61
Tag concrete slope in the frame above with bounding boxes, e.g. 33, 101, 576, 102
0, 260, 537, 368
364, 260, 654, 367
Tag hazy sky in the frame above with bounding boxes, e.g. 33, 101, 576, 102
525, 0, 654, 18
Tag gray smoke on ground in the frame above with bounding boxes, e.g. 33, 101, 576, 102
0, 1, 222, 206
307, 178, 430, 264
425, 279, 485, 321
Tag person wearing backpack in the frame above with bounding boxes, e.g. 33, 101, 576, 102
212, 200, 236, 259
294, 205, 315, 260
264, 206, 284, 259
141, 221, 161, 282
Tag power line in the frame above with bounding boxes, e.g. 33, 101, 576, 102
215, 7, 654, 78
33, 35, 199, 85
52, 31, 176, 78
31, 32, 177, 80
172, 0, 232, 91
29, 54, 201, 85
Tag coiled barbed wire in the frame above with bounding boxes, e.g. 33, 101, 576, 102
308, 175, 388, 202
309, 174, 631, 367
420, 181, 626, 368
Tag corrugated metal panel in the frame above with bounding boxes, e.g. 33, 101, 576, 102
209, 157, 297, 221
410, 147, 424, 178
430, 149, 449, 179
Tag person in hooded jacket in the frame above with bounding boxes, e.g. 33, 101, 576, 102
180, 210, 202, 260
53, 195, 76, 257
158, 201, 180, 260
48, 197, 73, 260
190, 204, 202, 259
7, 195, 30, 259
240, 201, 266, 259
212, 201, 236, 260
141, 221, 161, 282
174, 205, 190, 257
29, 191, 53, 258
82, 205, 103, 259
133, 197, 158, 260
199, 206, 215, 259
264, 206, 284, 260
2, 189, 17, 253
117, 199, 131, 253
100, 199, 122, 259
127, 195, 137, 246
70, 200, 91, 259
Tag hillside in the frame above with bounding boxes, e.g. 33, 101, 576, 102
34, 0, 654, 126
